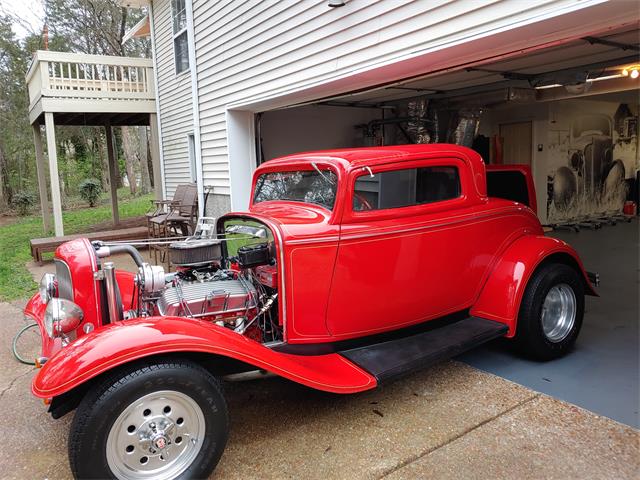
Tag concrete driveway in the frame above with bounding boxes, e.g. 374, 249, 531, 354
1, 301, 638, 480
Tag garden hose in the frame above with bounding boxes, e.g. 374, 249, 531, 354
12, 322, 38, 365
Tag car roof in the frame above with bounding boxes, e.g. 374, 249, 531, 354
260, 144, 484, 169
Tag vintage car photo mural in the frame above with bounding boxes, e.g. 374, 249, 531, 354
547, 102, 639, 222
24, 144, 598, 480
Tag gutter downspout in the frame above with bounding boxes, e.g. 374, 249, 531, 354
186, 0, 205, 217
148, 2, 167, 200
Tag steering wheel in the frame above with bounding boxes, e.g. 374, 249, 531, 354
354, 192, 373, 211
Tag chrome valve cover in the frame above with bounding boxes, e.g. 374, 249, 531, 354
157, 278, 257, 318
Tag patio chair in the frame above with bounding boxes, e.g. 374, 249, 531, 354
164, 184, 199, 236
145, 183, 190, 235
148, 183, 198, 267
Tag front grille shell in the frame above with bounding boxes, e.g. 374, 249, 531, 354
55, 259, 74, 301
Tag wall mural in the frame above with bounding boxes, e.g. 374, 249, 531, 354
547, 101, 639, 223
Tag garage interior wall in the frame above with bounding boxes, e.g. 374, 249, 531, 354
260, 105, 383, 161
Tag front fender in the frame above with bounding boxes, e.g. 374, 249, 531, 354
470, 235, 597, 337
32, 317, 376, 398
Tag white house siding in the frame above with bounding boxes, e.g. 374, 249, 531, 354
189, 0, 630, 212
152, 0, 194, 199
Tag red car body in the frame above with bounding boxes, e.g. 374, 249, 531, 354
27, 145, 595, 400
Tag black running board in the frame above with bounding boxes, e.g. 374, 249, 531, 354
340, 317, 508, 383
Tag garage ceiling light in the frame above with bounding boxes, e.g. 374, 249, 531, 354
621, 66, 639, 79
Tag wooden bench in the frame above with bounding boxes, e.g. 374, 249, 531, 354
30, 226, 148, 264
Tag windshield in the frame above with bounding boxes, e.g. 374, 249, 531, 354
253, 169, 338, 210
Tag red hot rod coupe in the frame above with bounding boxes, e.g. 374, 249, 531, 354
25, 144, 597, 479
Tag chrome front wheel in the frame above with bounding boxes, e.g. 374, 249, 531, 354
541, 283, 577, 343
69, 359, 229, 480
106, 390, 206, 480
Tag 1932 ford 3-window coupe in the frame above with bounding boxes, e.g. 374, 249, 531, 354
25, 145, 596, 479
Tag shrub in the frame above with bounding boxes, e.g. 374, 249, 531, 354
12, 191, 36, 216
78, 178, 102, 207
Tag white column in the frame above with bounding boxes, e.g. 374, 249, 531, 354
104, 122, 120, 225
44, 113, 64, 236
32, 124, 51, 232
148, 113, 164, 201
226, 110, 256, 211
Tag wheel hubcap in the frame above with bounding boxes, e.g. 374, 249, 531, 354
106, 390, 205, 480
541, 283, 577, 343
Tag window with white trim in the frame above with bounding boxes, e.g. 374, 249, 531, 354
171, 0, 189, 74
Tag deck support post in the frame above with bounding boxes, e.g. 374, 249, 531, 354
149, 113, 164, 201
32, 124, 51, 233
44, 113, 64, 236
104, 122, 120, 226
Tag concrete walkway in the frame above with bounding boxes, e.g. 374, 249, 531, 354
1, 301, 638, 479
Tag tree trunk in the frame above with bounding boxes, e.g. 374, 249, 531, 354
138, 126, 151, 194
0, 142, 8, 210
121, 126, 138, 195
97, 133, 110, 191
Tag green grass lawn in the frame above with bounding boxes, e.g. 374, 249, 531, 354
0, 189, 152, 301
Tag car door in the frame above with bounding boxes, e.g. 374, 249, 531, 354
325, 158, 478, 339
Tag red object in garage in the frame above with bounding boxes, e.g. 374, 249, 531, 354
623, 201, 637, 216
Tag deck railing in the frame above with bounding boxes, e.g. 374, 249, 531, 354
26, 50, 155, 109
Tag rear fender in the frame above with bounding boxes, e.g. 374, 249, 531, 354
32, 317, 376, 398
471, 235, 597, 337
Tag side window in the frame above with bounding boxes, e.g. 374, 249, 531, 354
353, 166, 460, 211
171, 0, 190, 74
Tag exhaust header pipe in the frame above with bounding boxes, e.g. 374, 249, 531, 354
103, 262, 121, 324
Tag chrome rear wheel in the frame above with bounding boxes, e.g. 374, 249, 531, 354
515, 263, 585, 360
541, 283, 577, 343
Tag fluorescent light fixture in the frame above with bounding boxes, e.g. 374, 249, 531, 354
535, 83, 563, 90
589, 73, 623, 82
535, 73, 624, 90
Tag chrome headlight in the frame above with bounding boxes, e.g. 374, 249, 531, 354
44, 298, 84, 338
39, 273, 57, 303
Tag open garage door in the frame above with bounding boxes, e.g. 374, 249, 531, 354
258, 24, 639, 224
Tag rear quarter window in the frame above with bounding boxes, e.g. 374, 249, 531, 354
353, 166, 461, 211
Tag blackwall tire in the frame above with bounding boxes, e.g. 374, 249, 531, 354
68, 358, 228, 480
515, 263, 584, 361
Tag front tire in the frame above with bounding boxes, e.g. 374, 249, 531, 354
69, 358, 228, 480
515, 263, 584, 360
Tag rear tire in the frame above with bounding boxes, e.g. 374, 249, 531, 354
68, 358, 228, 480
515, 263, 584, 360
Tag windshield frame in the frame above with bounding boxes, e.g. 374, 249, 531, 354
252, 166, 340, 211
